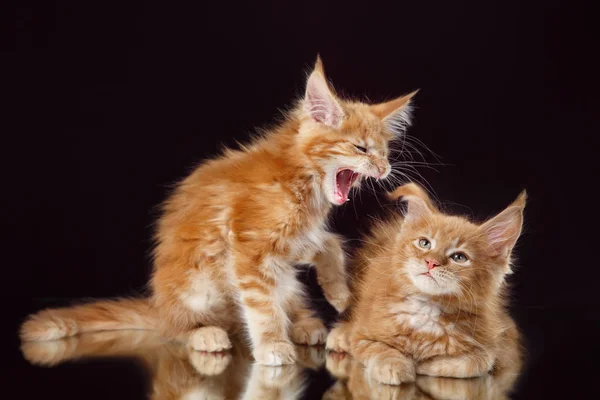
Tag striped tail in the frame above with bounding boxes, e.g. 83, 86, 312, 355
20, 298, 157, 342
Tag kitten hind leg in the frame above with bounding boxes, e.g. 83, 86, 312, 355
416, 349, 495, 378
164, 305, 234, 353
152, 260, 235, 353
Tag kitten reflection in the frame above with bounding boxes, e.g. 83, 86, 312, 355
324, 349, 521, 400
242, 346, 326, 400
21, 330, 325, 400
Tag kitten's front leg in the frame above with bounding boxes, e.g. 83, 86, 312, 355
352, 336, 415, 385
312, 234, 351, 313
289, 301, 328, 346
237, 257, 298, 366
416, 349, 495, 378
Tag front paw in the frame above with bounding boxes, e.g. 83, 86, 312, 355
253, 341, 297, 366
366, 353, 415, 386
326, 325, 351, 353
325, 284, 351, 313
291, 318, 328, 345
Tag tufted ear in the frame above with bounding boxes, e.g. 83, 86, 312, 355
370, 90, 419, 136
402, 195, 434, 224
479, 191, 527, 258
386, 182, 439, 214
387, 183, 436, 223
302, 56, 345, 128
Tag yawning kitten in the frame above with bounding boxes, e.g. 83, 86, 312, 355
20, 57, 418, 366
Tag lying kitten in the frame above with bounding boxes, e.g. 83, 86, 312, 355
20, 56, 418, 366
327, 183, 525, 385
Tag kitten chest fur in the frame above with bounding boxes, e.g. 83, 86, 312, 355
386, 295, 478, 359
389, 296, 446, 336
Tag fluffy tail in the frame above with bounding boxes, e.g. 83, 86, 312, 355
20, 298, 158, 342
386, 182, 439, 212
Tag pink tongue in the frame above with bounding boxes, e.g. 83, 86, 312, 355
337, 170, 353, 201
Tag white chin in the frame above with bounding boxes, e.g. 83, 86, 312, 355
411, 274, 453, 296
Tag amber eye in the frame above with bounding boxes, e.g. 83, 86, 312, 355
418, 238, 431, 249
354, 144, 367, 153
450, 252, 468, 263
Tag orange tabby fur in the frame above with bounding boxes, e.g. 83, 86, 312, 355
327, 183, 526, 384
20, 57, 417, 366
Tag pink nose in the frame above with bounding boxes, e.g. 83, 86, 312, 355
426, 259, 440, 270
373, 161, 387, 178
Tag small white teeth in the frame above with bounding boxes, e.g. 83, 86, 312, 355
346, 199, 350, 202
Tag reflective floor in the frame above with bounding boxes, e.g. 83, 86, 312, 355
4, 303, 599, 399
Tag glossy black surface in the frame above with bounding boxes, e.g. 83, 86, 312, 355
4, 299, 599, 399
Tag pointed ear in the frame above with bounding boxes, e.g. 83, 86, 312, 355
302, 55, 345, 128
386, 182, 439, 213
370, 90, 419, 136
402, 195, 434, 224
479, 190, 527, 258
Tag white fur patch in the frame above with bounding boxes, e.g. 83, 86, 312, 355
294, 227, 329, 263
180, 270, 223, 315
271, 258, 304, 309
389, 296, 445, 336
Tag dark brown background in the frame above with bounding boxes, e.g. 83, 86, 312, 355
2, 0, 598, 398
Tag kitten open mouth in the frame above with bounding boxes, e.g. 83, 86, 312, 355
335, 169, 360, 204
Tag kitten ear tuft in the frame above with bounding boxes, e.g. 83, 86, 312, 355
313, 54, 325, 75
514, 190, 527, 207
303, 56, 345, 129
371, 90, 419, 136
386, 182, 438, 213
480, 192, 527, 258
